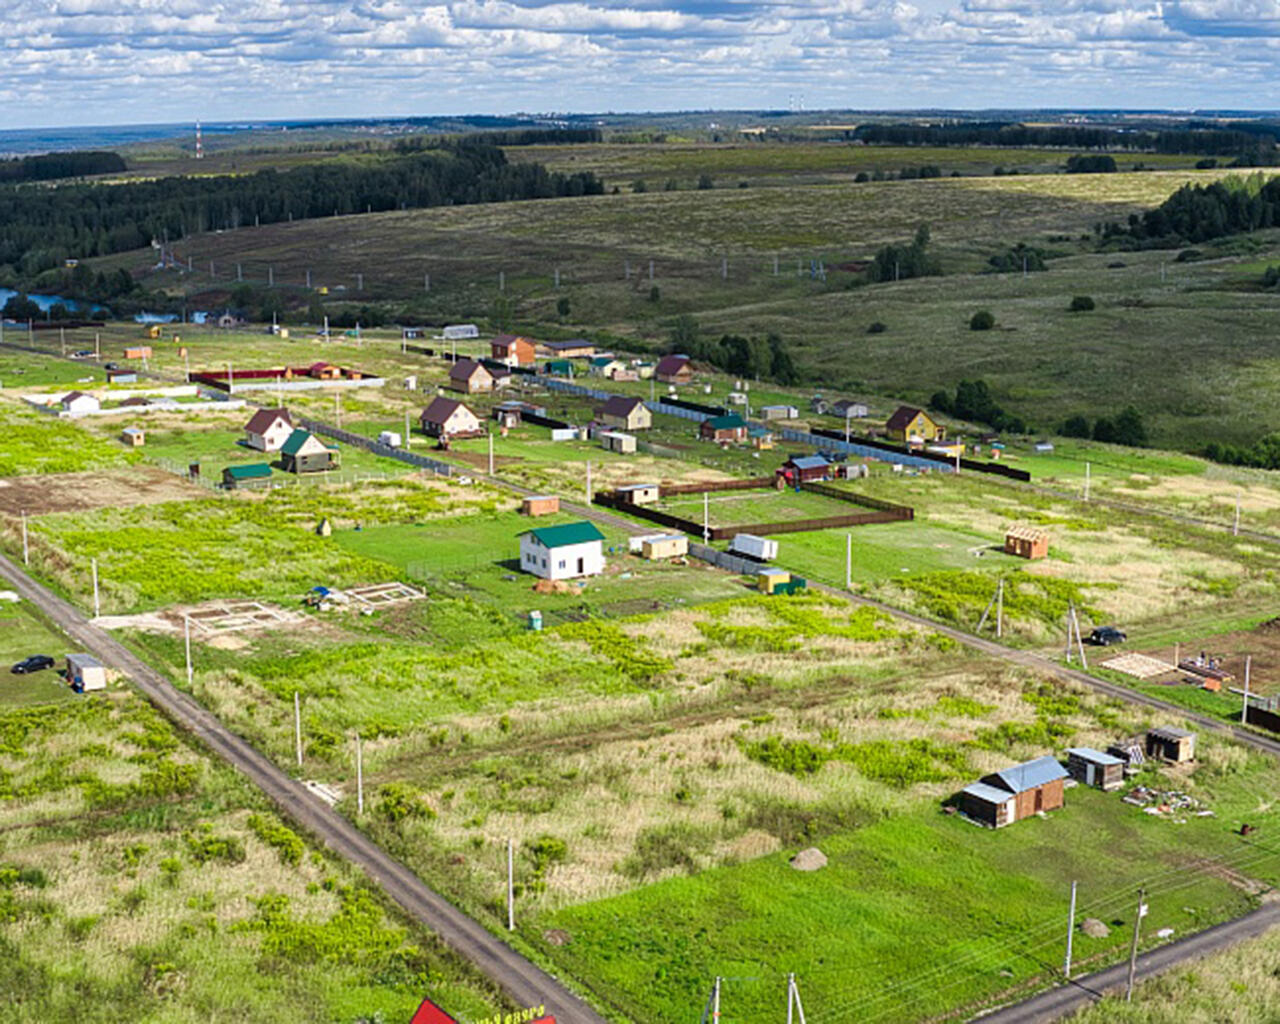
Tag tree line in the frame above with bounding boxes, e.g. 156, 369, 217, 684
1117, 173, 1280, 246
929, 380, 1027, 434
0, 150, 126, 183
394, 128, 602, 151
1204, 435, 1280, 470
667, 315, 797, 384
0, 139, 603, 278
853, 122, 1275, 156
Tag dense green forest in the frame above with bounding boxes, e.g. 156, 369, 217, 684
853, 122, 1276, 157
1117, 173, 1280, 245
0, 139, 602, 276
0, 150, 125, 183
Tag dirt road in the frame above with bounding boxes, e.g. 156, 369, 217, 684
0, 550, 608, 1024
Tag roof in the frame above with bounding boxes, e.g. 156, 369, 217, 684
601, 395, 645, 417
833, 399, 868, 412
787, 455, 829, 470
225, 463, 273, 479
521, 521, 606, 549
618, 483, 658, 492
704, 413, 745, 430
122, 427, 145, 436
1006, 525, 1049, 543
245, 407, 291, 435
1066, 747, 1124, 766
1149, 726, 1194, 741
590, 355, 619, 367
545, 339, 593, 352
308, 361, 338, 373
748, 425, 773, 437
655, 354, 690, 375
421, 396, 470, 422
963, 782, 1016, 805
991, 755, 1067, 794
491, 334, 528, 349
761, 404, 796, 411
62, 390, 91, 402
66, 653, 103, 668
450, 358, 490, 380
280, 429, 318, 457
886, 405, 928, 431
545, 359, 573, 371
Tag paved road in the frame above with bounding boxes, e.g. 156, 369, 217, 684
0, 550, 608, 1024
972, 900, 1280, 1023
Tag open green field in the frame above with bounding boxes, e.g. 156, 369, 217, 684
508, 142, 1215, 186
656, 485, 860, 528
0, 401, 138, 477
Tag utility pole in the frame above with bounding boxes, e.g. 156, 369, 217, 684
996, 578, 1004, 638
721, 257, 728, 280
488, 432, 495, 476
499, 270, 505, 292
846, 533, 852, 590
1064, 880, 1078, 978
356, 733, 364, 815
703, 492, 710, 543
404, 409, 411, 449
585, 461, 592, 504
335, 393, 341, 428
91, 557, 100, 619
424, 272, 430, 293
20, 510, 28, 566
94, 331, 100, 359
294, 692, 303, 768
786, 973, 807, 1024
554, 267, 560, 288
1234, 496, 1241, 537
184, 613, 193, 687
845, 411, 851, 444
713, 977, 721, 1023
1242, 654, 1252, 725
356, 273, 363, 292
1084, 462, 1091, 501
507, 838, 515, 931
268, 265, 274, 287
1125, 887, 1146, 1002
306, 269, 311, 289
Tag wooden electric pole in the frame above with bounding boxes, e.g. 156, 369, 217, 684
1125, 887, 1146, 1001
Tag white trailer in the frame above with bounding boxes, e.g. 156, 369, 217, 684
378, 430, 403, 448
442, 324, 479, 340
729, 533, 778, 562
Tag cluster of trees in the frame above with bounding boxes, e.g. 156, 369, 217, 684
1204, 435, 1280, 470
1262, 266, 1280, 288
0, 150, 125, 183
1065, 155, 1117, 174
0, 139, 603, 278
1061, 408, 1148, 446
987, 243, 1047, 273
393, 128, 601, 152
667, 315, 797, 384
852, 122, 1276, 155
867, 225, 940, 283
853, 166, 945, 183
929, 380, 1027, 433
1120, 173, 1280, 245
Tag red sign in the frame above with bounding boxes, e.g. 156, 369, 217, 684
410, 999, 458, 1024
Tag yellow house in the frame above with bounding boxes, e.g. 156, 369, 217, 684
886, 405, 944, 444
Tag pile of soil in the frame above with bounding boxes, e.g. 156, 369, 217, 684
532, 579, 581, 595
1081, 918, 1110, 938
790, 847, 827, 872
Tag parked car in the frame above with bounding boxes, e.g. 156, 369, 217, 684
11, 654, 54, 674
104, 361, 119, 370
70, 349, 94, 359
1089, 626, 1127, 646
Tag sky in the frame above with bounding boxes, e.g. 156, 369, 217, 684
5, 0, 1280, 128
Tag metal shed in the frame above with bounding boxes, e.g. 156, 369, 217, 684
1066, 747, 1125, 790
66, 653, 107, 692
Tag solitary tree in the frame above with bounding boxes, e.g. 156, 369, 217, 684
969, 310, 995, 331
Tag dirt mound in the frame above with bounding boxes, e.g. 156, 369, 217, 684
790, 847, 827, 872
531, 579, 582, 595
1081, 918, 1109, 938
1256, 617, 1280, 635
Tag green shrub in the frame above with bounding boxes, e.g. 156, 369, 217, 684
620, 824, 712, 879
248, 814, 306, 867
1069, 295, 1095, 312
969, 310, 996, 331
738, 735, 968, 787
375, 782, 436, 824
556, 621, 672, 681
184, 825, 247, 865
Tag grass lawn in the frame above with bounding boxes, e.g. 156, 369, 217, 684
657, 486, 861, 528
0, 604, 77, 708
536, 779, 1277, 1024
0, 350, 102, 389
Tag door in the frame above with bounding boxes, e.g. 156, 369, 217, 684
577, 557, 584, 575
1086, 763, 1095, 787
1034, 787, 1043, 813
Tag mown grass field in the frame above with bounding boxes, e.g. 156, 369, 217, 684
656, 486, 863, 527
0, 604, 77, 708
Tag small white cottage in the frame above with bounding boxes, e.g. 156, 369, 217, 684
518, 522, 605, 581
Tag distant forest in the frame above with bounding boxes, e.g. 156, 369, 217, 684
853, 122, 1277, 157
0, 150, 125, 184
0, 138, 603, 276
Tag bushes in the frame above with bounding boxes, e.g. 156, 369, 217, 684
248, 814, 305, 867
556, 621, 672, 682
969, 310, 995, 331
184, 825, 247, 865
1069, 295, 1095, 311
620, 823, 712, 880
867, 321, 887, 334
738, 734, 969, 787
987, 244, 1047, 274
929, 379, 1025, 433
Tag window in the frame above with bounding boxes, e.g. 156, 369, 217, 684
558, 560, 566, 569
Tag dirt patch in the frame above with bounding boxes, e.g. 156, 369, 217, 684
448, 450, 524, 470
0, 466, 199, 517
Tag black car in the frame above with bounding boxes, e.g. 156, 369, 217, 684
11, 654, 55, 674
103, 361, 119, 370
1089, 626, 1127, 647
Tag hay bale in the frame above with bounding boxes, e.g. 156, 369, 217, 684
1081, 918, 1109, 938
790, 847, 827, 872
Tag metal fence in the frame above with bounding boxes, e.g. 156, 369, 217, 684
298, 417, 453, 476
646, 400, 713, 423
779, 428, 953, 472
688, 542, 765, 576
543, 378, 613, 402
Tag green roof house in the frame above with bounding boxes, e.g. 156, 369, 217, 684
222, 463, 273, 489
280, 429, 338, 474
518, 521, 606, 581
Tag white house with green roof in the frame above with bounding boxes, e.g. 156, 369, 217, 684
518, 521, 606, 581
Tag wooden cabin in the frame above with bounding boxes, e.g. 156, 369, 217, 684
1004, 525, 1049, 560
1066, 747, 1125, 791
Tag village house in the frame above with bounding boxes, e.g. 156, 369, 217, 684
280, 429, 338, 474
748, 424, 775, 450
541, 339, 596, 359
777, 455, 830, 484
617, 483, 660, 505
589, 356, 626, 378
632, 533, 688, 560
120, 426, 145, 447
490, 334, 537, 367
60, 390, 100, 415
521, 495, 560, 517
1005, 525, 1050, 560
760, 404, 799, 421
960, 755, 1067, 829
700, 413, 748, 444
597, 395, 652, 432
243, 408, 294, 452
307, 362, 343, 380
655, 354, 694, 384
832, 399, 869, 420
886, 405, 944, 444
519, 521, 605, 580
419, 397, 485, 439
543, 359, 575, 377
598, 430, 637, 454
448, 359, 494, 394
